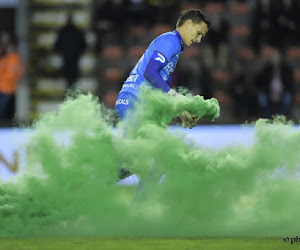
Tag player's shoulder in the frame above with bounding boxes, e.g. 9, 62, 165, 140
154, 31, 180, 49
157, 31, 179, 43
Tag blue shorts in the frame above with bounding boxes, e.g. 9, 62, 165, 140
115, 92, 137, 120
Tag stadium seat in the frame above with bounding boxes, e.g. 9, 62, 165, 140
231, 25, 251, 37
260, 46, 275, 59
204, 2, 225, 14
99, 45, 125, 69
101, 45, 124, 60
235, 47, 255, 60
179, 2, 201, 11
127, 25, 151, 45
128, 25, 147, 38
180, 47, 201, 59
126, 45, 146, 67
127, 45, 146, 60
230, 2, 250, 15
294, 92, 300, 103
214, 91, 233, 105
103, 67, 125, 83
151, 23, 173, 37
103, 90, 119, 109
211, 69, 230, 84
294, 68, 300, 84
213, 91, 234, 123
286, 46, 300, 59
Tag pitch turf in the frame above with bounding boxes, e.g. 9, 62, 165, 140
0, 237, 295, 250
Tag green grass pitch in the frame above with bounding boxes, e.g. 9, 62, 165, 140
0, 237, 295, 250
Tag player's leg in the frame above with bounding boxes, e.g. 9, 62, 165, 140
115, 91, 137, 120
115, 92, 139, 183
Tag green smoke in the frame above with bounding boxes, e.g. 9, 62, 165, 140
0, 87, 300, 238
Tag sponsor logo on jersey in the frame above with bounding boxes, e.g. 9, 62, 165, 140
116, 99, 129, 105
164, 62, 175, 74
123, 82, 139, 89
155, 52, 166, 64
126, 75, 139, 83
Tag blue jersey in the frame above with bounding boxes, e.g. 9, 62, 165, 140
119, 30, 184, 96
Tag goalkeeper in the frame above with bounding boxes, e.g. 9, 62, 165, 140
115, 9, 219, 181
115, 9, 218, 129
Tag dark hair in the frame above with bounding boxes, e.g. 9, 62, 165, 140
176, 9, 210, 28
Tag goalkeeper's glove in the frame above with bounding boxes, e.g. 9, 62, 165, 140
179, 110, 198, 129
167, 89, 199, 129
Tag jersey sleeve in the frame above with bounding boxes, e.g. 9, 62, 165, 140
144, 57, 170, 92
154, 34, 181, 61
144, 33, 181, 93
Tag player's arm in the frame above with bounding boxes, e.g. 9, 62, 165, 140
143, 51, 196, 129
144, 34, 181, 93
144, 36, 199, 128
144, 51, 171, 93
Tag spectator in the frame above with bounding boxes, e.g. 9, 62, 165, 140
231, 68, 249, 121
202, 12, 230, 68
0, 32, 24, 120
147, 0, 179, 25
295, 1, 300, 44
54, 14, 87, 89
230, 52, 258, 122
169, 60, 194, 90
173, 61, 213, 99
255, 48, 294, 118
93, 0, 126, 50
277, 0, 299, 50
124, 0, 152, 28
251, 0, 279, 53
